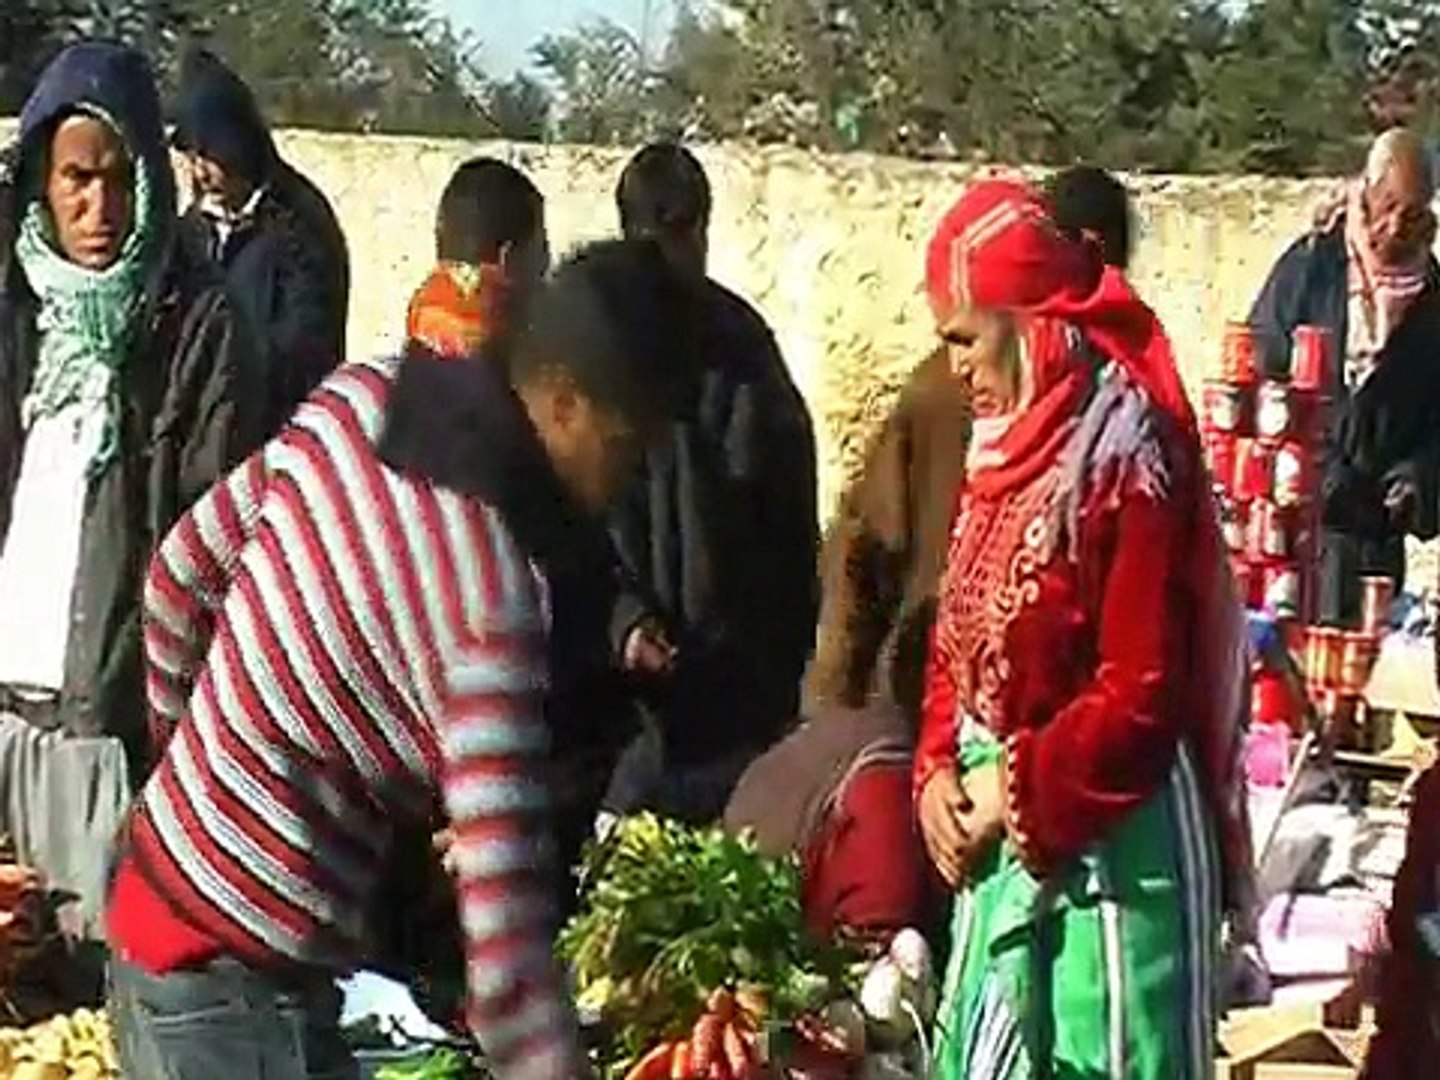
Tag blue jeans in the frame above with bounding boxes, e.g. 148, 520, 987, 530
108, 956, 358, 1079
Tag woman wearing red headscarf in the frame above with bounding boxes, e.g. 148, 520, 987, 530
913, 180, 1253, 1080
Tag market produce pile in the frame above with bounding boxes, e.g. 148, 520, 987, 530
559, 815, 936, 1080
0, 1008, 118, 1078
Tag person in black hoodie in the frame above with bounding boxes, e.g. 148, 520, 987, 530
0, 42, 262, 940
601, 143, 820, 823
171, 48, 350, 432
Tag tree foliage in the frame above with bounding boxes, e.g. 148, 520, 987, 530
0, 0, 542, 139
6, 0, 1440, 173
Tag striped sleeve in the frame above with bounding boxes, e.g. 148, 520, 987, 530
440, 609, 582, 1080
142, 450, 268, 760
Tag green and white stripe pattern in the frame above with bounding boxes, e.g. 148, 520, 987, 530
933, 733, 1220, 1080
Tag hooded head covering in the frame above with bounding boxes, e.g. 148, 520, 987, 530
925, 179, 1254, 924
170, 49, 276, 190
7, 43, 174, 476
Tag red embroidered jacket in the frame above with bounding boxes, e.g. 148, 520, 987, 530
915, 423, 1196, 876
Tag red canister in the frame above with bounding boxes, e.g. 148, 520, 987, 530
1234, 438, 1272, 502
1256, 380, 1292, 442
1222, 321, 1259, 385
1272, 440, 1309, 508
1220, 494, 1247, 553
1248, 501, 1295, 560
1203, 380, 1246, 434
1359, 575, 1395, 638
1292, 324, 1333, 391
1339, 631, 1379, 695
1288, 390, 1328, 445
1205, 431, 1239, 495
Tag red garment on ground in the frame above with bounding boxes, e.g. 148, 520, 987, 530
799, 762, 936, 939
1364, 762, 1440, 1079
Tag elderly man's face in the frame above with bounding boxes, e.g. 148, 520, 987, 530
187, 151, 255, 213
1366, 162, 1436, 265
46, 115, 133, 270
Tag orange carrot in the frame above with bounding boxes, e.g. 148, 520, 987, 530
691, 1014, 725, 1075
722, 1022, 754, 1080
625, 1042, 676, 1080
707, 988, 736, 1023
670, 1040, 693, 1080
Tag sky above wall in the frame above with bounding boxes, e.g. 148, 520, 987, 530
434, 0, 667, 77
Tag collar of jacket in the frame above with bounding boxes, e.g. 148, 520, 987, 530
376, 341, 595, 574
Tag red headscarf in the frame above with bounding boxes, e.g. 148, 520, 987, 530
926, 179, 1194, 497
925, 178, 1255, 924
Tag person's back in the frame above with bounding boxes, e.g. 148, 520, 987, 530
723, 706, 937, 942
602, 143, 819, 821
106, 240, 704, 1080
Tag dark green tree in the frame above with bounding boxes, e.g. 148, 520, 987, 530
532, 19, 660, 144
484, 73, 552, 141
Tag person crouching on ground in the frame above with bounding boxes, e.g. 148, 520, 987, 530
723, 705, 939, 944
104, 239, 703, 1080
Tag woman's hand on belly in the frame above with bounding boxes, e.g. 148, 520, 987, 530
918, 768, 969, 887
954, 761, 1006, 879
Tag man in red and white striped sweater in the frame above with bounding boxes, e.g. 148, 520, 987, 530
104, 238, 701, 1080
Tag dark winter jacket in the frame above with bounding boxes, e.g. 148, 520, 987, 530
607, 282, 819, 768
1249, 225, 1440, 625
803, 347, 972, 727
0, 43, 264, 772
172, 50, 349, 433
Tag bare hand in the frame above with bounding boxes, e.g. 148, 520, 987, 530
1385, 475, 1418, 529
622, 621, 677, 676
953, 761, 1006, 874
918, 768, 970, 887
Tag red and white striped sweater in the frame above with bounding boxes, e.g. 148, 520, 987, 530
108, 358, 580, 1080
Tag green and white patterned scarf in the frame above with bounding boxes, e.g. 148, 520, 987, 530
13, 109, 155, 476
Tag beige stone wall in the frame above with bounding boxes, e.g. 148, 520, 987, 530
0, 122, 1341, 515
275, 132, 1343, 516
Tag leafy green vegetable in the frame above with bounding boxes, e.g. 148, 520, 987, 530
559, 815, 858, 1074
374, 1046, 486, 1079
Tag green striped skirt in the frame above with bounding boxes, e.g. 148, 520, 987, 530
932, 735, 1220, 1080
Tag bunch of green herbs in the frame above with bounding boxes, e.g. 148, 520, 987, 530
558, 814, 857, 1071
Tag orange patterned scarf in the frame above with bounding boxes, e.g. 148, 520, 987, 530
405, 262, 514, 358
